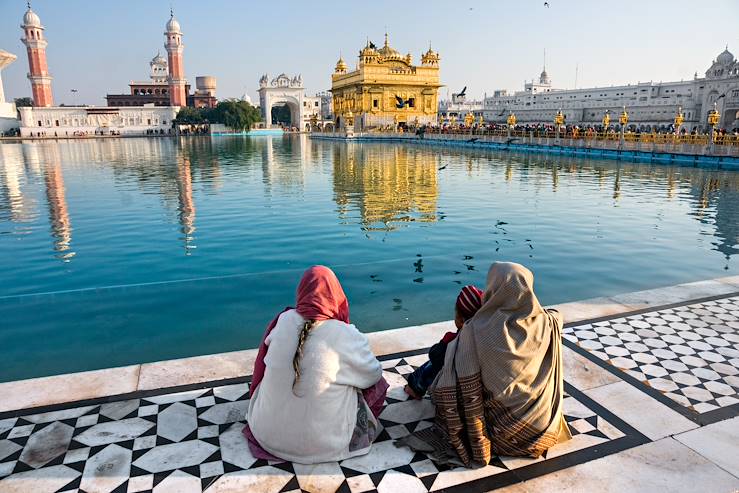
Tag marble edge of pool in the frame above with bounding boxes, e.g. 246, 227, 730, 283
1, 275, 738, 414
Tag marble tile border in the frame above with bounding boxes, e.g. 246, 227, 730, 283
1, 277, 737, 418
562, 293, 739, 426
0, 349, 650, 493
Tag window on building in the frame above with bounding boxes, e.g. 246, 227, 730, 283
55, 120, 59, 127
408, 98, 415, 108
37, 120, 42, 127
147, 119, 152, 125
315, 101, 319, 107
373, 99, 378, 108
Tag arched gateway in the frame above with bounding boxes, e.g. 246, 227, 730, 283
258, 73, 305, 128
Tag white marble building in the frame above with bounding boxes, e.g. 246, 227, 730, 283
0, 49, 19, 134
18, 105, 178, 137
483, 47, 739, 130
438, 91, 484, 123
258, 73, 331, 130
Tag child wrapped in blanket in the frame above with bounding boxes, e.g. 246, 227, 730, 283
404, 285, 484, 399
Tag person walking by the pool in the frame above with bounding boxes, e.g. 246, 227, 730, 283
397, 262, 571, 467
404, 285, 484, 400
245, 265, 388, 464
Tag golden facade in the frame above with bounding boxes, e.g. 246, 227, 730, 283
331, 34, 441, 130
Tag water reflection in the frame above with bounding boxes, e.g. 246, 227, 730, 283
175, 156, 196, 254
0, 136, 737, 268
19, 143, 75, 261
0, 145, 35, 223
332, 144, 439, 232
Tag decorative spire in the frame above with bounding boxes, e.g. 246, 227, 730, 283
543, 48, 547, 71
384, 31, 389, 48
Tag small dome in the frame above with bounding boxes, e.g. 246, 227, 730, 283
539, 68, 550, 84
378, 33, 401, 59
151, 52, 167, 65
335, 56, 348, 72
360, 45, 377, 57
23, 7, 41, 28
717, 47, 734, 64
166, 15, 181, 33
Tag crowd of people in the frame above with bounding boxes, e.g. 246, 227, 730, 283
420, 122, 739, 141
245, 263, 571, 467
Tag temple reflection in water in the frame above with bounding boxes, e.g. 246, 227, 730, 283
0, 137, 737, 268
332, 144, 439, 232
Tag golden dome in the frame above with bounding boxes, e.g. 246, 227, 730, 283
421, 45, 440, 65
378, 33, 402, 59
360, 43, 378, 57
335, 55, 348, 73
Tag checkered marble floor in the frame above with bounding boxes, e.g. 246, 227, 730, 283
0, 352, 643, 493
564, 295, 739, 422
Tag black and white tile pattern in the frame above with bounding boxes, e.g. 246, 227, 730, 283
564, 295, 739, 421
0, 352, 642, 493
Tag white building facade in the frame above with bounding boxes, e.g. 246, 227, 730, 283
18, 105, 178, 137
438, 92, 484, 123
0, 49, 18, 134
483, 48, 739, 131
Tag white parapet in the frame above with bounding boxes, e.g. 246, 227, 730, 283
18, 105, 179, 137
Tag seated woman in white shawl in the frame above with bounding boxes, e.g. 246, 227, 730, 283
245, 265, 388, 464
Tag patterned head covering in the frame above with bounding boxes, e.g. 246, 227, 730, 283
455, 285, 484, 321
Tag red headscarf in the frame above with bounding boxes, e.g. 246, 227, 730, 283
250, 266, 350, 394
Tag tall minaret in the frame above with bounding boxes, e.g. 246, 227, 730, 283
21, 3, 53, 107
164, 10, 186, 107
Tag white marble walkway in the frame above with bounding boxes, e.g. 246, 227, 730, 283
0, 276, 738, 492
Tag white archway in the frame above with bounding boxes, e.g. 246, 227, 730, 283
258, 73, 306, 129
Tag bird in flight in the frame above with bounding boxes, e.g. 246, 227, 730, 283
395, 95, 408, 108
458, 86, 467, 97
544, 2, 550, 7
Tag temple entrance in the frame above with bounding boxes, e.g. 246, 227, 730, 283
271, 103, 296, 127
258, 73, 305, 129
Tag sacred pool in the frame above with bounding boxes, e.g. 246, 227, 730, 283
0, 135, 736, 382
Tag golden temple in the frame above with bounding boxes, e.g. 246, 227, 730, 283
331, 34, 441, 130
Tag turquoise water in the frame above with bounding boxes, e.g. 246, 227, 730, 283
0, 135, 737, 382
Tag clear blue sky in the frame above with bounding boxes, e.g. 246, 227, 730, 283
1, 0, 737, 105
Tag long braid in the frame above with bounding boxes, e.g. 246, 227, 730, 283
292, 319, 316, 393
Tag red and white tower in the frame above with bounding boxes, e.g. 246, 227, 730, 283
21, 3, 53, 107
164, 10, 186, 107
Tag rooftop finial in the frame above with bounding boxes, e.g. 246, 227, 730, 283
170, 4, 174, 17
27, 1, 30, 9
543, 48, 547, 71
384, 30, 389, 47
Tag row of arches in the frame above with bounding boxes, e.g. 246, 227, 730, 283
133, 88, 168, 95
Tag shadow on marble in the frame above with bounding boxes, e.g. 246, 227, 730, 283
562, 347, 621, 391
674, 416, 739, 477
585, 381, 698, 441
496, 438, 739, 493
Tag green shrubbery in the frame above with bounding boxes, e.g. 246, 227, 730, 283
175, 100, 261, 131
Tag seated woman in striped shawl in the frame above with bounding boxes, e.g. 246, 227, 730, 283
397, 262, 572, 467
